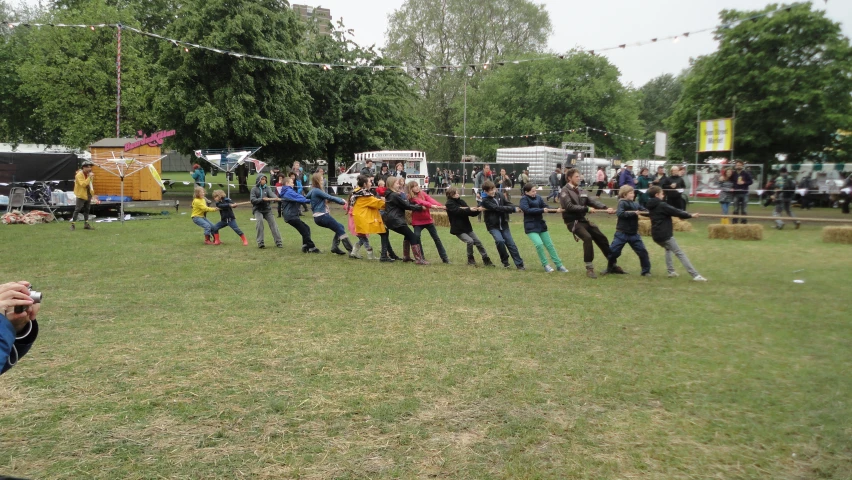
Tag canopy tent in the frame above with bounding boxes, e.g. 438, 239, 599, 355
0, 152, 77, 196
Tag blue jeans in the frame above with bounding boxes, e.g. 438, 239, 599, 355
212, 219, 243, 236
720, 202, 730, 215
192, 216, 215, 236
414, 223, 448, 261
314, 213, 346, 238
608, 232, 650, 274
488, 227, 524, 267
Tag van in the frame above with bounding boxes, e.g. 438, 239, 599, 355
337, 151, 428, 193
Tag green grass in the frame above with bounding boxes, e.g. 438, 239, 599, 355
1, 195, 851, 479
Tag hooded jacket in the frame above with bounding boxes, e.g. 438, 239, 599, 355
383, 190, 422, 229
350, 187, 386, 234
615, 199, 646, 235
481, 191, 516, 231
215, 197, 237, 223
250, 176, 278, 214
279, 185, 310, 221
445, 196, 478, 235
519, 194, 549, 234
646, 197, 692, 243
410, 191, 442, 226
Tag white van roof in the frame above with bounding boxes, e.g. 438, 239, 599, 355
354, 151, 426, 161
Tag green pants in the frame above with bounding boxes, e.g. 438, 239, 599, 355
527, 231, 563, 268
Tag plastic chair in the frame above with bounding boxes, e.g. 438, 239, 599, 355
6, 187, 25, 213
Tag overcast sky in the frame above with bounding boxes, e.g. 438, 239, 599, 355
319, 0, 852, 87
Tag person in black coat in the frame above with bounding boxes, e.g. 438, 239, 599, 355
646, 186, 706, 281
480, 181, 525, 269
383, 178, 429, 265
663, 166, 687, 210
444, 187, 494, 267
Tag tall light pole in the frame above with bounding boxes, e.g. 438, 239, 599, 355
463, 77, 467, 158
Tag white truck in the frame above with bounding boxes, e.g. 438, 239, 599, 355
336, 150, 429, 193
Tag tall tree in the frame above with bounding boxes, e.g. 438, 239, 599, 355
302, 22, 426, 173
635, 73, 683, 158
457, 53, 643, 161
153, 0, 318, 162
667, 3, 852, 164
384, 0, 552, 162
0, 0, 156, 148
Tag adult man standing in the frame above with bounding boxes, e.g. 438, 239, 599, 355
664, 166, 687, 210
559, 168, 623, 278
250, 175, 283, 249
360, 159, 376, 177
772, 167, 800, 230
236, 163, 250, 193
518, 169, 530, 187
474, 164, 492, 189
71, 160, 96, 231
730, 160, 753, 224
619, 163, 636, 188
651, 166, 666, 186
546, 164, 562, 202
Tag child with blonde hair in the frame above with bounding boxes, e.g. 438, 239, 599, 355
406, 180, 449, 263
191, 186, 219, 245
607, 185, 651, 276
210, 190, 248, 245
305, 172, 354, 255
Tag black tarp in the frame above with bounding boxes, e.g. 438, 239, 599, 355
0, 153, 78, 195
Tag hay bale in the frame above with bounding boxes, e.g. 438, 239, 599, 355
672, 217, 693, 232
708, 224, 763, 241
404, 210, 450, 228
822, 226, 852, 244
638, 219, 652, 237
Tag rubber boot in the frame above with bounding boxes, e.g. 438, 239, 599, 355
213, 233, 221, 245
350, 242, 362, 259
467, 255, 477, 266
204, 235, 214, 245
366, 248, 377, 260
482, 256, 496, 267
84, 223, 94, 230
402, 240, 413, 262
412, 244, 429, 265
240, 234, 249, 246
330, 236, 346, 255
341, 237, 354, 254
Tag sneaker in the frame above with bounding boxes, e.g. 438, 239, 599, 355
503, 263, 511, 269
641, 272, 652, 277
775, 224, 784, 230
795, 222, 801, 229
667, 271, 679, 278
258, 244, 265, 249
557, 266, 569, 273
84, 223, 94, 230
380, 257, 395, 263
308, 247, 321, 254
608, 265, 627, 275
276, 244, 283, 248
70, 223, 75, 231
544, 265, 555, 273
517, 265, 526, 271
586, 269, 598, 279
692, 275, 708, 282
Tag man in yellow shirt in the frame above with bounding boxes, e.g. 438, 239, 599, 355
71, 160, 96, 231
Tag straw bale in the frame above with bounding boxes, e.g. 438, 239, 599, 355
672, 217, 693, 232
638, 219, 652, 237
404, 210, 450, 228
822, 226, 852, 245
708, 224, 763, 241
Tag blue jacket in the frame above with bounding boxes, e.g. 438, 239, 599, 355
306, 187, 345, 214
279, 185, 310, 221
1, 315, 38, 375
615, 199, 647, 235
619, 169, 636, 188
519, 194, 549, 234
215, 198, 237, 222
191, 168, 206, 186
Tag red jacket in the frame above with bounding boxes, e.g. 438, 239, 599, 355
410, 191, 442, 225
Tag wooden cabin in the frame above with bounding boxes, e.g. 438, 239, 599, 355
89, 138, 164, 201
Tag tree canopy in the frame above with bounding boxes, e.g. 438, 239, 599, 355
667, 3, 852, 164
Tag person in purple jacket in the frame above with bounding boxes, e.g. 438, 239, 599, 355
618, 163, 636, 188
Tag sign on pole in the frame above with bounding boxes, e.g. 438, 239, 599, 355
654, 131, 667, 158
698, 118, 734, 152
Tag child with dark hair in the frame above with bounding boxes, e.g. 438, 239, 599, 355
279, 177, 319, 253
519, 183, 566, 273
607, 185, 651, 276
348, 175, 385, 260
210, 190, 248, 246
445, 187, 494, 267
646, 186, 706, 281
481, 180, 525, 270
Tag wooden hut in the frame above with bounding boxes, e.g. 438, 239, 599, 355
89, 137, 164, 201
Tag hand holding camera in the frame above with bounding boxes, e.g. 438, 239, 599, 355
0, 282, 42, 333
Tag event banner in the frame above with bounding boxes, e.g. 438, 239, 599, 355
698, 118, 733, 152
654, 131, 667, 157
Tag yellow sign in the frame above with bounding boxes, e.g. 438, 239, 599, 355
698, 118, 734, 152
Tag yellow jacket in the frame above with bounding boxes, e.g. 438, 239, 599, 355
73, 170, 95, 200
191, 198, 217, 218
352, 191, 386, 234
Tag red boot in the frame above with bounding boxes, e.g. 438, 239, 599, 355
402, 240, 413, 262
412, 244, 430, 265
213, 233, 221, 245
204, 235, 214, 245
240, 234, 248, 246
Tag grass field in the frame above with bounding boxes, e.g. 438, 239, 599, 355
1, 189, 851, 479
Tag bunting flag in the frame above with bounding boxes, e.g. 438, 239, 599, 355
331, 186, 337, 194
842, 187, 851, 195
248, 158, 267, 173
757, 190, 765, 196
797, 188, 808, 196
182, 181, 190, 185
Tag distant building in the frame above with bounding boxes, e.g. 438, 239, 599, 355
292, 4, 332, 35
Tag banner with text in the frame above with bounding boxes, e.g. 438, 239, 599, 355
698, 118, 734, 152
